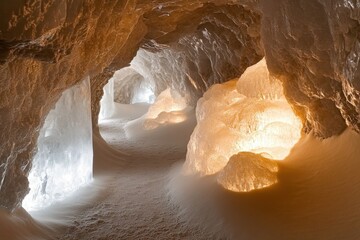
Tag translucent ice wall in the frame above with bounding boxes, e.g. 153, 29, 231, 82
143, 88, 190, 130
22, 78, 93, 211
111, 67, 155, 105
131, 80, 155, 104
130, 48, 188, 98
99, 78, 115, 121
183, 58, 302, 192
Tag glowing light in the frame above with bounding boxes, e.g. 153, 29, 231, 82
144, 88, 189, 129
131, 80, 155, 104
217, 152, 279, 192
99, 77, 115, 120
22, 78, 93, 211
183, 58, 302, 192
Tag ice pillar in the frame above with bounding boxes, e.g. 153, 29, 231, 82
22, 77, 93, 211
99, 78, 115, 120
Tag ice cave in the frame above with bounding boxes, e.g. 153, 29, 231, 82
1, 1, 360, 240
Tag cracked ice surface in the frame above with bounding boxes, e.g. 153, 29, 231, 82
22, 78, 93, 211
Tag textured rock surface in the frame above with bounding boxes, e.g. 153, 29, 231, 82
259, 0, 360, 137
0, 0, 262, 211
0, 0, 359, 211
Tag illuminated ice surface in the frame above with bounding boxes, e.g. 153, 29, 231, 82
217, 152, 279, 192
99, 78, 115, 120
131, 80, 155, 104
183, 58, 302, 191
99, 66, 156, 122
22, 78, 93, 211
111, 66, 155, 104
143, 88, 189, 130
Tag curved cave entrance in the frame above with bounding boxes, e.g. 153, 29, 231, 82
21, 44, 303, 213
21, 35, 304, 214
98, 47, 198, 160
98, 45, 303, 192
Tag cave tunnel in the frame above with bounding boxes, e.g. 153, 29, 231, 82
1, 1, 360, 240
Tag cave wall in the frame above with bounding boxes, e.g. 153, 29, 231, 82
259, 0, 360, 137
0, 0, 147, 211
0, 0, 262, 211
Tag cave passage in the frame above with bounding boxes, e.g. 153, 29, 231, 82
1, 1, 360, 240
97, 47, 198, 158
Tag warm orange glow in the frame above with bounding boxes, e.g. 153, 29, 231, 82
217, 152, 279, 192
144, 88, 189, 129
183, 58, 303, 192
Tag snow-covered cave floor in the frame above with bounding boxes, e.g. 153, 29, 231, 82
55, 115, 213, 240
4, 104, 360, 240
57, 115, 360, 240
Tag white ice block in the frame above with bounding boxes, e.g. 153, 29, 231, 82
23, 78, 93, 211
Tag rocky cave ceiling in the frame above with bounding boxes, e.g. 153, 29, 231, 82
0, 0, 359, 211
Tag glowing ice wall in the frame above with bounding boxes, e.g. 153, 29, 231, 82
99, 78, 115, 120
143, 88, 190, 130
111, 67, 155, 105
131, 80, 155, 104
131, 48, 190, 99
23, 78, 93, 211
183, 59, 302, 192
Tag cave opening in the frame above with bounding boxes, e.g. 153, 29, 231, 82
98, 43, 303, 194
22, 45, 303, 214
98, 46, 198, 163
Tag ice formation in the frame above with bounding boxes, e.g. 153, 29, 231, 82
22, 78, 93, 211
99, 66, 156, 122
99, 78, 115, 121
130, 48, 189, 98
111, 67, 155, 105
131, 80, 155, 104
144, 88, 190, 130
183, 58, 302, 192
217, 152, 279, 192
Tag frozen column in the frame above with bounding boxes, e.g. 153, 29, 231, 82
23, 77, 93, 211
99, 78, 115, 120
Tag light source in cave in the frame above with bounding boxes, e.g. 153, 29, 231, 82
143, 88, 190, 130
99, 77, 115, 121
22, 78, 93, 211
131, 80, 155, 104
112, 66, 155, 105
98, 67, 156, 121
98, 47, 193, 130
217, 152, 279, 192
183, 58, 303, 192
